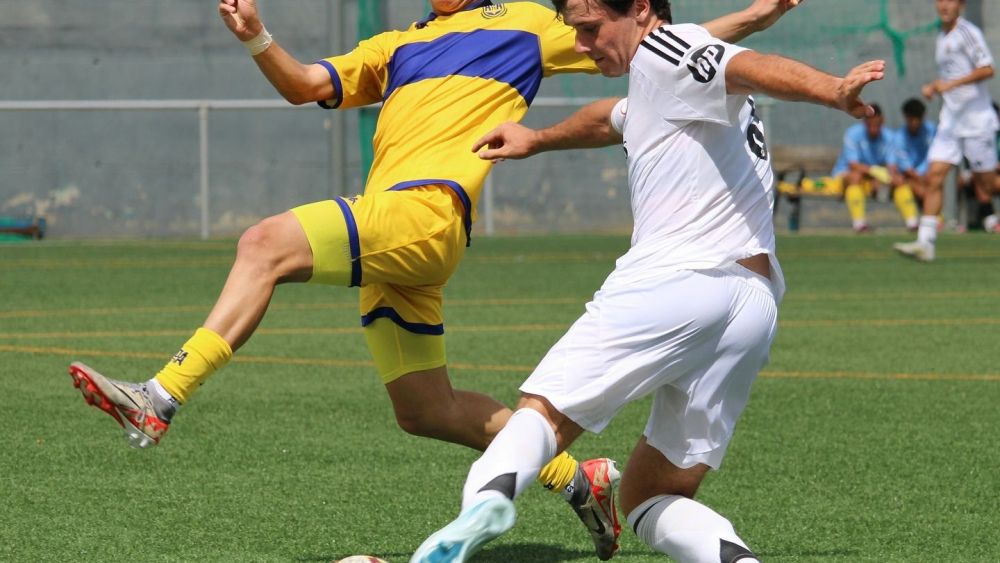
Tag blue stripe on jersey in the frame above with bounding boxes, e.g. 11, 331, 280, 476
384, 29, 543, 105
333, 197, 362, 287
388, 179, 474, 247
316, 60, 344, 109
361, 307, 445, 335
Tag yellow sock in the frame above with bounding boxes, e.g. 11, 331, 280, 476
845, 184, 867, 224
154, 327, 232, 404
537, 451, 578, 492
894, 184, 919, 224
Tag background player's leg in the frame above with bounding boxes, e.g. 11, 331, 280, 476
892, 183, 919, 230
922, 161, 952, 218
621, 438, 759, 563
843, 170, 869, 232
896, 161, 951, 261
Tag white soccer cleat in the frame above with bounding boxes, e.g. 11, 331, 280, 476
410, 496, 516, 563
893, 241, 935, 262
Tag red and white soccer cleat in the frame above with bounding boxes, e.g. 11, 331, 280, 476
569, 458, 622, 561
69, 362, 169, 448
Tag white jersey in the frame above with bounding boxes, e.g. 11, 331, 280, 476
935, 17, 999, 137
610, 24, 784, 300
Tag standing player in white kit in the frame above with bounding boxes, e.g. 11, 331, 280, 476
895, 0, 997, 261
410, 0, 885, 561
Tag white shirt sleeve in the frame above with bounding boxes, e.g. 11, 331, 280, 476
630, 23, 748, 125
610, 98, 628, 134
962, 23, 994, 68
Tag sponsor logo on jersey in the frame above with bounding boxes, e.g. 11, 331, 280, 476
687, 44, 725, 83
482, 3, 507, 19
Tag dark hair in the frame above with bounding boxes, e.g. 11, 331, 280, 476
901, 98, 926, 119
552, 0, 672, 23
868, 103, 883, 117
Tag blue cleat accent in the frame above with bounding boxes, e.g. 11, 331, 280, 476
410, 496, 517, 563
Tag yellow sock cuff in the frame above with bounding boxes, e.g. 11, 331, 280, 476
894, 184, 918, 220
537, 451, 578, 492
845, 184, 867, 222
154, 327, 233, 404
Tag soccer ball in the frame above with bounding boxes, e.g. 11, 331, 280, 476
984, 214, 999, 233
335, 557, 389, 563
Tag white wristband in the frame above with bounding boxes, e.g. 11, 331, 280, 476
242, 28, 273, 56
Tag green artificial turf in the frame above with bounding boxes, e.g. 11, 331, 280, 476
1, 233, 997, 561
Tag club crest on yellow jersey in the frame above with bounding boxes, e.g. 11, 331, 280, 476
482, 3, 507, 19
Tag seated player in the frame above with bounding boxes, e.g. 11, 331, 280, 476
831, 104, 920, 232
894, 98, 936, 205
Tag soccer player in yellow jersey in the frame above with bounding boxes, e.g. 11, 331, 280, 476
68, 0, 801, 558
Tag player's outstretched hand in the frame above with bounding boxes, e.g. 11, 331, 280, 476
473, 122, 541, 163
219, 0, 264, 40
837, 60, 885, 119
748, 0, 803, 32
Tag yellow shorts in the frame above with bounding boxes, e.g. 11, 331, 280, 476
291, 185, 469, 383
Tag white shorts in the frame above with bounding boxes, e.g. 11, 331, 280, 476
928, 130, 998, 172
519, 263, 778, 470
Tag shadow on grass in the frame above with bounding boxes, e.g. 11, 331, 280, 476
300, 543, 864, 562
759, 548, 862, 558
298, 542, 610, 562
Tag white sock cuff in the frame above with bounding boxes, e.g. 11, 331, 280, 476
148, 378, 178, 404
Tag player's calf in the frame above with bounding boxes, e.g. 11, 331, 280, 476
627, 494, 759, 563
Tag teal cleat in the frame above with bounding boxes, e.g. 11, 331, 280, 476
410, 496, 516, 563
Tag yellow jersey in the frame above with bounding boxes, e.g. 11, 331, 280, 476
317, 1, 598, 229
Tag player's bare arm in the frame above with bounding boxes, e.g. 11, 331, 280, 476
726, 52, 885, 119
473, 98, 622, 162
702, 0, 802, 43
219, 0, 333, 105
922, 65, 995, 99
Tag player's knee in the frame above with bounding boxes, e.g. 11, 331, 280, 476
394, 408, 450, 439
236, 215, 310, 280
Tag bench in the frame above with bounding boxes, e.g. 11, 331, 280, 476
0, 216, 46, 240
771, 144, 844, 232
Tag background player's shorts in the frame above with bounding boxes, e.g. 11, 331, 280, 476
520, 263, 778, 470
928, 130, 998, 172
291, 186, 467, 382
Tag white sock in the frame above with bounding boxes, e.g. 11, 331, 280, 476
146, 378, 179, 421
626, 495, 759, 563
461, 408, 557, 511
917, 215, 938, 245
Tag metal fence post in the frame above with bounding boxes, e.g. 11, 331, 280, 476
484, 173, 495, 236
199, 104, 210, 240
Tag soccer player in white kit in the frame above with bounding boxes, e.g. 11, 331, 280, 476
895, 0, 997, 261
411, 0, 884, 561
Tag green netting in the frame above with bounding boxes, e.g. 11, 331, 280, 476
355, 1, 995, 162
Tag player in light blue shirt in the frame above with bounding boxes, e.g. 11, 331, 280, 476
895, 98, 936, 189
832, 104, 920, 231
